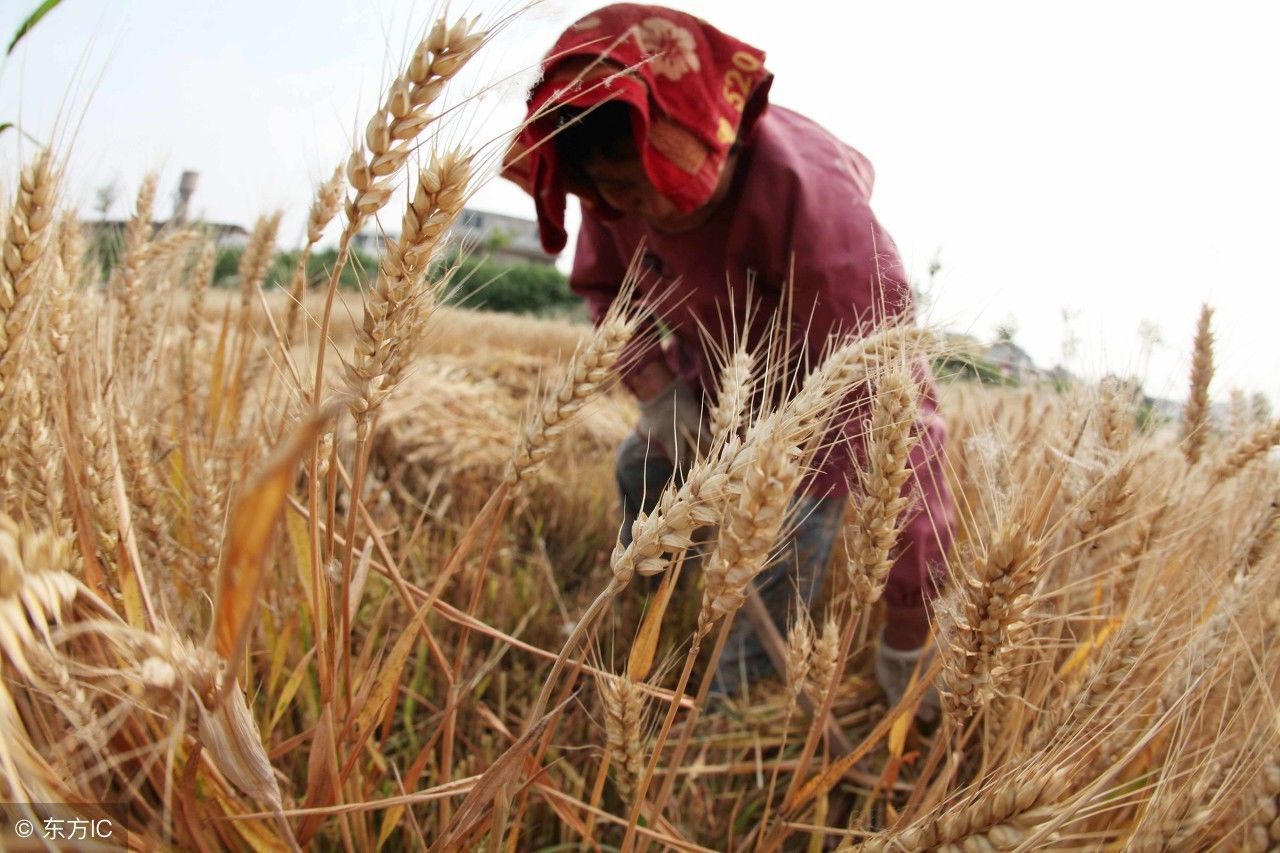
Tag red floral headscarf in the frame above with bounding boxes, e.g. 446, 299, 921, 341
502, 4, 773, 253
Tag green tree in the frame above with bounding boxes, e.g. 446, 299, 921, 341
440, 255, 580, 316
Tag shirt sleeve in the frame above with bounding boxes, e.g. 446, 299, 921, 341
569, 208, 667, 387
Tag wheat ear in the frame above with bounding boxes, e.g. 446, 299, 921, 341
10, 375, 69, 538
283, 165, 345, 341
1242, 754, 1280, 852
110, 174, 157, 332
708, 348, 754, 444
528, 443, 736, 727
937, 518, 1043, 721
237, 213, 282, 307
1213, 420, 1280, 484
1244, 495, 1280, 570
789, 325, 932, 427
786, 603, 815, 705
116, 407, 179, 577
0, 152, 55, 408
56, 209, 85, 290
312, 13, 487, 410
1024, 618, 1153, 754
1183, 304, 1214, 465
0, 513, 81, 681
1076, 382, 1137, 547
345, 152, 472, 433
698, 430, 802, 634
185, 242, 215, 340
846, 366, 921, 605
600, 672, 648, 804
46, 212, 81, 359
804, 613, 840, 705
344, 16, 485, 229
861, 768, 1070, 852
77, 397, 122, 565
507, 313, 636, 487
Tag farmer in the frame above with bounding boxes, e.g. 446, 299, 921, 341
503, 4, 954, 708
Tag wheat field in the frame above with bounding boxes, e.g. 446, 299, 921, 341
1, 12, 1277, 851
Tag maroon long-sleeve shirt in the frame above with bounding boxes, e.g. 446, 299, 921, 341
568, 106, 954, 602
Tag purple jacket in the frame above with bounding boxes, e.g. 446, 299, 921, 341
569, 106, 954, 597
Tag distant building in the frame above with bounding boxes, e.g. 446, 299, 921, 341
351, 230, 393, 256
985, 340, 1038, 382
452, 208, 555, 267
83, 169, 251, 249
82, 219, 249, 249
353, 208, 557, 267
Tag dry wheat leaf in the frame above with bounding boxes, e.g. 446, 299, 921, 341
211, 410, 334, 666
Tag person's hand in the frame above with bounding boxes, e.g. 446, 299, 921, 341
636, 375, 707, 464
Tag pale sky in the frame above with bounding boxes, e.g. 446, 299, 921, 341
4, 0, 1277, 404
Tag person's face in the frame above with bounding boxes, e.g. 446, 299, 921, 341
581, 153, 703, 232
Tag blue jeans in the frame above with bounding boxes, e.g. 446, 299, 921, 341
615, 432, 843, 696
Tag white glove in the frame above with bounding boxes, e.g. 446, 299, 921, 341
875, 628, 941, 725
636, 376, 707, 464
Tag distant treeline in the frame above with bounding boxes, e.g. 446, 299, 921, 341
94, 230, 582, 318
